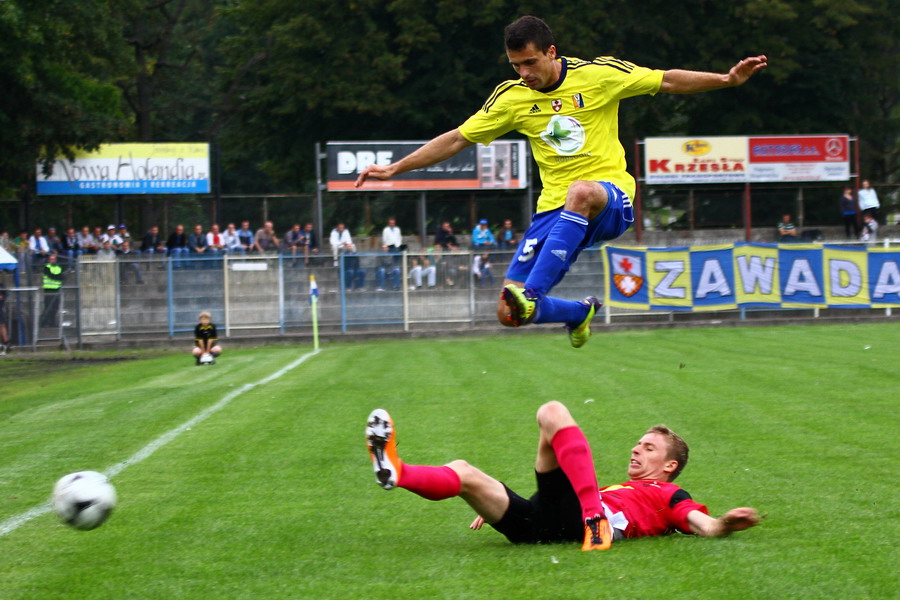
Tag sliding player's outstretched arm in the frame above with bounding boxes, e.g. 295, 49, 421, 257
688, 506, 760, 537
354, 129, 474, 187
660, 55, 768, 94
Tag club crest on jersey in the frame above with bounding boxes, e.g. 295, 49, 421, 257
611, 252, 643, 297
572, 93, 585, 108
551, 99, 563, 112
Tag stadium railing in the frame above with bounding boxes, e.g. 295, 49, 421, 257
2, 239, 896, 350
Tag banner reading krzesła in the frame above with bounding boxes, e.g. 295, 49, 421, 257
36, 143, 211, 195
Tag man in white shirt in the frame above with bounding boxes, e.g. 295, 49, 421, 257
330, 223, 353, 265
28, 228, 50, 260
381, 218, 406, 252
222, 223, 242, 253
857, 180, 880, 220
206, 224, 227, 255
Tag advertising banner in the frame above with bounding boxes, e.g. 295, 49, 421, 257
603, 243, 900, 310
644, 135, 849, 185
747, 135, 850, 182
36, 143, 210, 195
326, 140, 527, 191
644, 137, 748, 185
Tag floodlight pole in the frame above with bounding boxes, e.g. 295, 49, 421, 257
742, 183, 752, 242
315, 143, 326, 255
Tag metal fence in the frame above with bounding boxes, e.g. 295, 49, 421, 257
3, 240, 897, 350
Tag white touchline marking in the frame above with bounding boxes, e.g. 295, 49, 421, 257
0, 349, 321, 537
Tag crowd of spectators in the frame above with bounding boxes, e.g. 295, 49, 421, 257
0, 217, 519, 291
0, 220, 322, 272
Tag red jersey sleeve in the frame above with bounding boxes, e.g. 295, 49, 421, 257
667, 488, 709, 534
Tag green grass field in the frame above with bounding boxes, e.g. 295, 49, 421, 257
1, 324, 898, 599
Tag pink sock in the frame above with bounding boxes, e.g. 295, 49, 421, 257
551, 426, 603, 521
398, 464, 461, 501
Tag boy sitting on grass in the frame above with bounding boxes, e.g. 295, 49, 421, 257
192, 311, 222, 365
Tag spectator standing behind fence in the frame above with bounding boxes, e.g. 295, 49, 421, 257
103, 225, 123, 247
839, 187, 859, 239
96, 240, 117, 259
141, 225, 166, 255
498, 219, 518, 249
118, 225, 132, 246
78, 226, 98, 255
189, 224, 209, 259
473, 253, 495, 287
62, 227, 81, 263
117, 240, 144, 284
46, 228, 63, 255
237, 221, 255, 253
223, 223, 242, 253
300, 223, 318, 264
777, 214, 798, 242
330, 223, 353, 266
29, 228, 50, 265
255, 221, 280, 253
435, 222, 459, 251
382, 218, 406, 253
40, 253, 63, 328
206, 224, 226, 256
283, 224, 305, 264
472, 219, 496, 249
92, 226, 105, 248
857, 180, 879, 221
167, 224, 190, 266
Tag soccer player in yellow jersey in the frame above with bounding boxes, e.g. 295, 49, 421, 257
355, 16, 767, 347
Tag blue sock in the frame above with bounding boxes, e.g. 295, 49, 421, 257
524, 210, 588, 295
534, 295, 590, 325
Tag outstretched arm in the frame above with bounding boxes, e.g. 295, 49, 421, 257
687, 507, 760, 537
660, 55, 767, 94
354, 129, 474, 187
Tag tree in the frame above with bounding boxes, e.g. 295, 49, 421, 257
0, 0, 128, 193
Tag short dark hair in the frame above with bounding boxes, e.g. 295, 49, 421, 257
646, 424, 689, 481
504, 16, 554, 53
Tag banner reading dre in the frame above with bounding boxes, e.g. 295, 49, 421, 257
36, 143, 211, 195
327, 140, 528, 191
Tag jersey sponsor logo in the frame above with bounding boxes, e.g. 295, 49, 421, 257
528, 104, 541, 114
540, 115, 587, 156
517, 237, 539, 263
551, 99, 563, 112
611, 253, 644, 297
572, 93, 585, 108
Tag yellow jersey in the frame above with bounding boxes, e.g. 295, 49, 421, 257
458, 56, 664, 213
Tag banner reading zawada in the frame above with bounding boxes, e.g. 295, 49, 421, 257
603, 243, 900, 311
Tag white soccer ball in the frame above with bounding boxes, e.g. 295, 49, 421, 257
200, 353, 213, 365
52, 471, 117, 530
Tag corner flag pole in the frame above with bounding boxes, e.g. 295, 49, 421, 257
309, 274, 320, 351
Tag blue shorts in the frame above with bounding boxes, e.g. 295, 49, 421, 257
505, 181, 633, 284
